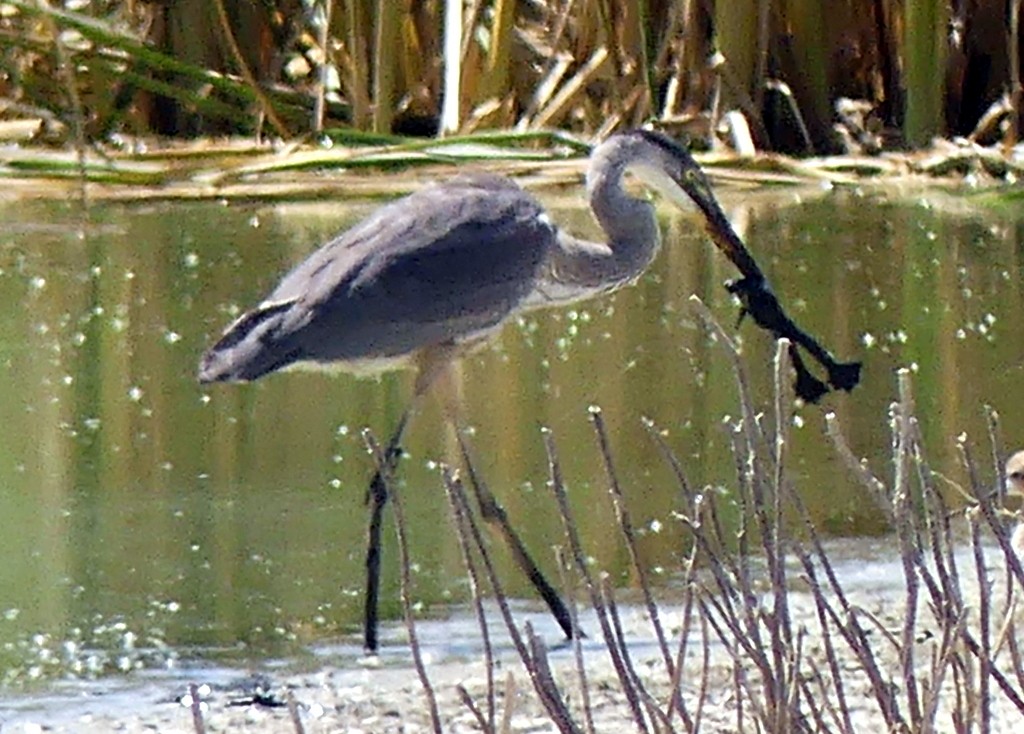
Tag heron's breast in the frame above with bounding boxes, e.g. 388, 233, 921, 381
286, 350, 417, 377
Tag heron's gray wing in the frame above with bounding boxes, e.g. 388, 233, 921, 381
199, 176, 555, 382
268, 174, 527, 305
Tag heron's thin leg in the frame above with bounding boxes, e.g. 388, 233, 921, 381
454, 430, 580, 641
432, 362, 577, 638
363, 408, 411, 654
363, 344, 459, 654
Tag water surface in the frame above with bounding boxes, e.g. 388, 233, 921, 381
1, 185, 1021, 693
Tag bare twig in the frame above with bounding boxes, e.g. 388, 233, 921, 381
543, 428, 649, 733
187, 683, 206, 734
286, 689, 306, 734
364, 430, 442, 734
555, 546, 594, 734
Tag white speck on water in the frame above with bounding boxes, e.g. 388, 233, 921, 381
179, 695, 209, 712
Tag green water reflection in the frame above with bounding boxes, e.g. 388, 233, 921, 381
1, 188, 1022, 682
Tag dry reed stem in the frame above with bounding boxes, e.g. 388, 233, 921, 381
313, 0, 332, 134
456, 685, 489, 732
589, 407, 677, 684
499, 671, 517, 734
363, 430, 442, 734
440, 464, 496, 732
441, 468, 582, 734
211, 0, 289, 138
286, 689, 305, 734
555, 545, 595, 734
599, 575, 671, 731
531, 46, 610, 129
187, 682, 206, 734
542, 428, 650, 732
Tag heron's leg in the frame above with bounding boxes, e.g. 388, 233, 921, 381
363, 344, 459, 654
454, 430, 580, 641
363, 409, 410, 654
424, 355, 579, 640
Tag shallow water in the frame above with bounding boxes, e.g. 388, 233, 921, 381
1, 184, 1022, 700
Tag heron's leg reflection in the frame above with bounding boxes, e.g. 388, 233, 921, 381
363, 344, 459, 654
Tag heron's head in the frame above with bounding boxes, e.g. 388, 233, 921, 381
618, 129, 739, 246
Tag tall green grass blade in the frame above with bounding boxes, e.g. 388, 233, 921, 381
904, 0, 948, 147
373, 0, 399, 133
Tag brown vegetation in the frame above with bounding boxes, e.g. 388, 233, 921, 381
0, 2, 1022, 154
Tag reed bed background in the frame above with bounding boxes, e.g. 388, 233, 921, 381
0, 1, 1021, 155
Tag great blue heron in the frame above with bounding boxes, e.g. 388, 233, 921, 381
199, 128, 860, 652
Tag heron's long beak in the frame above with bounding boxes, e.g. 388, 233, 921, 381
677, 166, 764, 283
632, 159, 763, 282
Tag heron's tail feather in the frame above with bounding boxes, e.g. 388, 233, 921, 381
198, 300, 303, 383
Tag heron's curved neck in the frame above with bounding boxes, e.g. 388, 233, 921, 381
544, 142, 660, 293
586, 145, 660, 261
